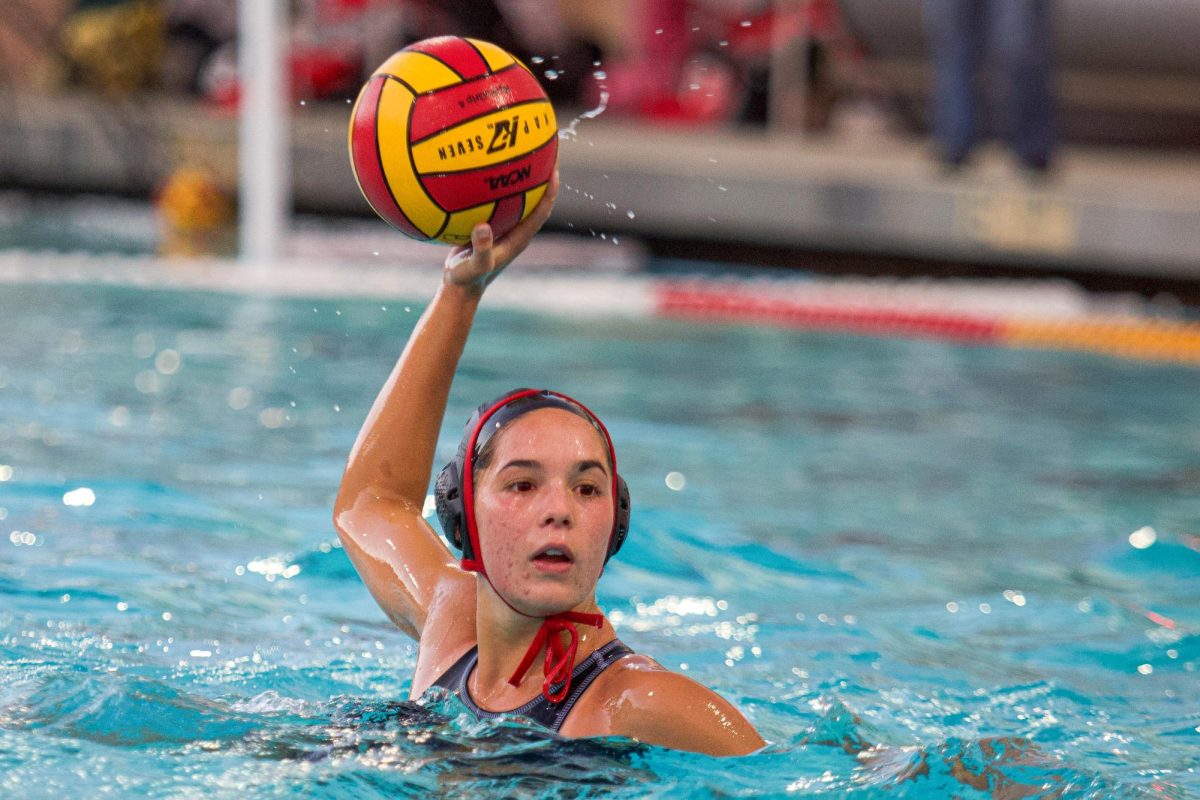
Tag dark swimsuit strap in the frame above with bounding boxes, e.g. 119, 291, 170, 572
431, 639, 634, 733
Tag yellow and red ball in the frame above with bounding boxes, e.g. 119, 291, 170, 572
348, 36, 557, 245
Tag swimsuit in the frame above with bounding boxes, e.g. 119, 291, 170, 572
431, 639, 634, 733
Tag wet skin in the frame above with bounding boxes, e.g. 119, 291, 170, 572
333, 173, 765, 755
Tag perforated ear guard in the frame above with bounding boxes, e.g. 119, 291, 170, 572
434, 460, 465, 552
433, 389, 631, 566
610, 475, 631, 558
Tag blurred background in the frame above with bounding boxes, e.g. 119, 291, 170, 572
1, 0, 1199, 296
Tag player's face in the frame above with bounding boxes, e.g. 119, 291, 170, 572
473, 409, 613, 616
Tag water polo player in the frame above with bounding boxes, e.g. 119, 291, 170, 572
334, 172, 764, 755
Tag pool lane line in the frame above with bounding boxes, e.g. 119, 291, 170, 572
4, 250, 1199, 366
999, 318, 1200, 365
655, 283, 1200, 366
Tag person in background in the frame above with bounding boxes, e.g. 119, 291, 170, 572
922, 0, 1057, 172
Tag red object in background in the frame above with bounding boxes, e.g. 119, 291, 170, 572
290, 48, 359, 100
203, 47, 360, 112
598, 0, 845, 125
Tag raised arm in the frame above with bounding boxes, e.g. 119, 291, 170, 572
333, 174, 559, 638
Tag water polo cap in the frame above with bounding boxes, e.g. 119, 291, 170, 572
435, 388, 630, 573
433, 388, 631, 702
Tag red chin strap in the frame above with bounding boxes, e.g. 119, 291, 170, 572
507, 611, 605, 702
470, 565, 605, 703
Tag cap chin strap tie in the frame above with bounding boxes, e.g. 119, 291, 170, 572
507, 611, 605, 703
469, 564, 606, 704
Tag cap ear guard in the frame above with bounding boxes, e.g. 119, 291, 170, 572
434, 461, 471, 558
610, 475, 631, 561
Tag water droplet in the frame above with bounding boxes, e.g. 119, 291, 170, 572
155, 349, 181, 375
1129, 526, 1157, 549
626, 210, 636, 219
531, 56, 544, 64
593, 70, 607, 80
544, 70, 559, 80
299, 100, 306, 106
654, 28, 663, 35
740, 20, 752, 27
63, 487, 96, 507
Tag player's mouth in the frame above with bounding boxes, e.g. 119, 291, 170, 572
531, 545, 575, 572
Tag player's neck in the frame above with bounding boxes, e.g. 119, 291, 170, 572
472, 589, 607, 692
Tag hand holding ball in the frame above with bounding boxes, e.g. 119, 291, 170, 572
348, 37, 558, 245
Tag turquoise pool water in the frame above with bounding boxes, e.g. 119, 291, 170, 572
2, 280, 1198, 798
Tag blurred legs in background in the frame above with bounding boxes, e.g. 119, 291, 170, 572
923, 0, 1056, 170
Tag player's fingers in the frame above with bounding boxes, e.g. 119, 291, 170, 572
493, 170, 559, 265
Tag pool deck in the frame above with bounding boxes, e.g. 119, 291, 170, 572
4, 91, 1200, 280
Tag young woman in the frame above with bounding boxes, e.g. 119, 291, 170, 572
334, 172, 764, 756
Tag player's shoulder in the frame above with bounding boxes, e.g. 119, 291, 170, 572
568, 651, 765, 756
600, 654, 732, 712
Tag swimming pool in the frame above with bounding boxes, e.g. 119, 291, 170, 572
2, 276, 1197, 798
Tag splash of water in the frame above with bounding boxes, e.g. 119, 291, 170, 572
557, 90, 610, 141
